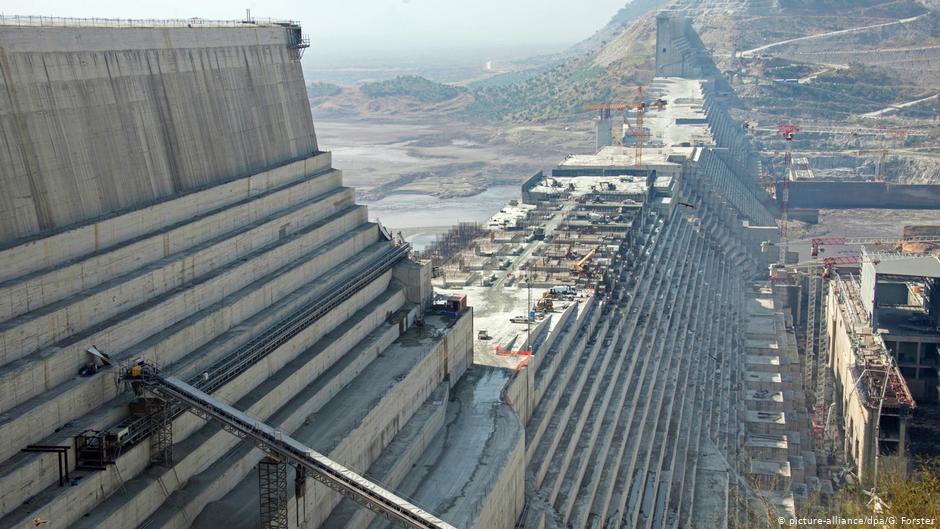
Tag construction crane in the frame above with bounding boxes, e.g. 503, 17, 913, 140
573, 247, 598, 275
634, 85, 646, 167
766, 235, 940, 281
123, 362, 457, 529
583, 102, 630, 147
777, 123, 800, 264
583, 85, 657, 166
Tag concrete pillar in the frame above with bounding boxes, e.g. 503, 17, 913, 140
393, 260, 432, 310
596, 117, 613, 152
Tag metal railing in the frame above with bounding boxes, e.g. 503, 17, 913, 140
0, 14, 300, 28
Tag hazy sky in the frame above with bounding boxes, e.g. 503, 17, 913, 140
5, 0, 630, 55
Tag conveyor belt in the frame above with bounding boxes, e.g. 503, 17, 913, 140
128, 364, 456, 529
103, 243, 408, 451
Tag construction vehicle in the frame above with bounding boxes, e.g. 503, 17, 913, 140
573, 248, 598, 275
549, 285, 576, 297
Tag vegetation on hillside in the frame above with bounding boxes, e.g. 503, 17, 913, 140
307, 82, 342, 99
360, 75, 464, 102
465, 57, 651, 122
464, 14, 656, 123
738, 458, 940, 529
307, 0, 658, 123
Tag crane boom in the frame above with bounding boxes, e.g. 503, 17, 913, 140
125, 364, 457, 529
574, 247, 598, 274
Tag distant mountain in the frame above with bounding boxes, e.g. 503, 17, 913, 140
310, 0, 665, 122
568, 0, 670, 55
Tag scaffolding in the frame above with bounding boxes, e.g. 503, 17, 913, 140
418, 222, 484, 269
148, 398, 173, 466
805, 274, 820, 401
259, 457, 289, 529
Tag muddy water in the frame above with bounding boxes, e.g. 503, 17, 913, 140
364, 185, 521, 250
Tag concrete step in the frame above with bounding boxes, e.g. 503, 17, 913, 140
0, 194, 363, 371
680, 249, 735, 527
0, 240, 395, 521
0, 222, 382, 469
0, 164, 341, 324
320, 384, 449, 529
670, 250, 723, 528
525, 308, 597, 463
0, 152, 333, 284
639, 244, 713, 529
621, 231, 703, 529
73, 294, 448, 529
520, 208, 676, 528
572, 236, 706, 529
590, 219, 695, 527
0, 207, 373, 417
543, 316, 621, 509
0, 180, 351, 370
529, 315, 609, 488
2, 277, 429, 529
366, 365, 524, 529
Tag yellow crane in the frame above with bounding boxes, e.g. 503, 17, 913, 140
573, 247, 598, 275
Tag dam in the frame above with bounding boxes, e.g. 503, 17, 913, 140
3, 10, 923, 529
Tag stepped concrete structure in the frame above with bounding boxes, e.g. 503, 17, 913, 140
0, 10, 832, 529
0, 18, 472, 529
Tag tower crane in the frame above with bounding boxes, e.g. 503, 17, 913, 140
634, 85, 646, 167
583, 84, 660, 167
803, 236, 940, 258
777, 123, 800, 264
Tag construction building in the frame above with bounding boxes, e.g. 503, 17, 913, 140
821, 251, 939, 486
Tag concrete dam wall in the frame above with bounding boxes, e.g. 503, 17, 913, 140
776, 180, 940, 210
0, 23, 318, 244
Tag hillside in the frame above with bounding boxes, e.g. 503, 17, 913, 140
309, 0, 940, 183
309, 3, 659, 123
567, 0, 670, 55
360, 75, 465, 102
